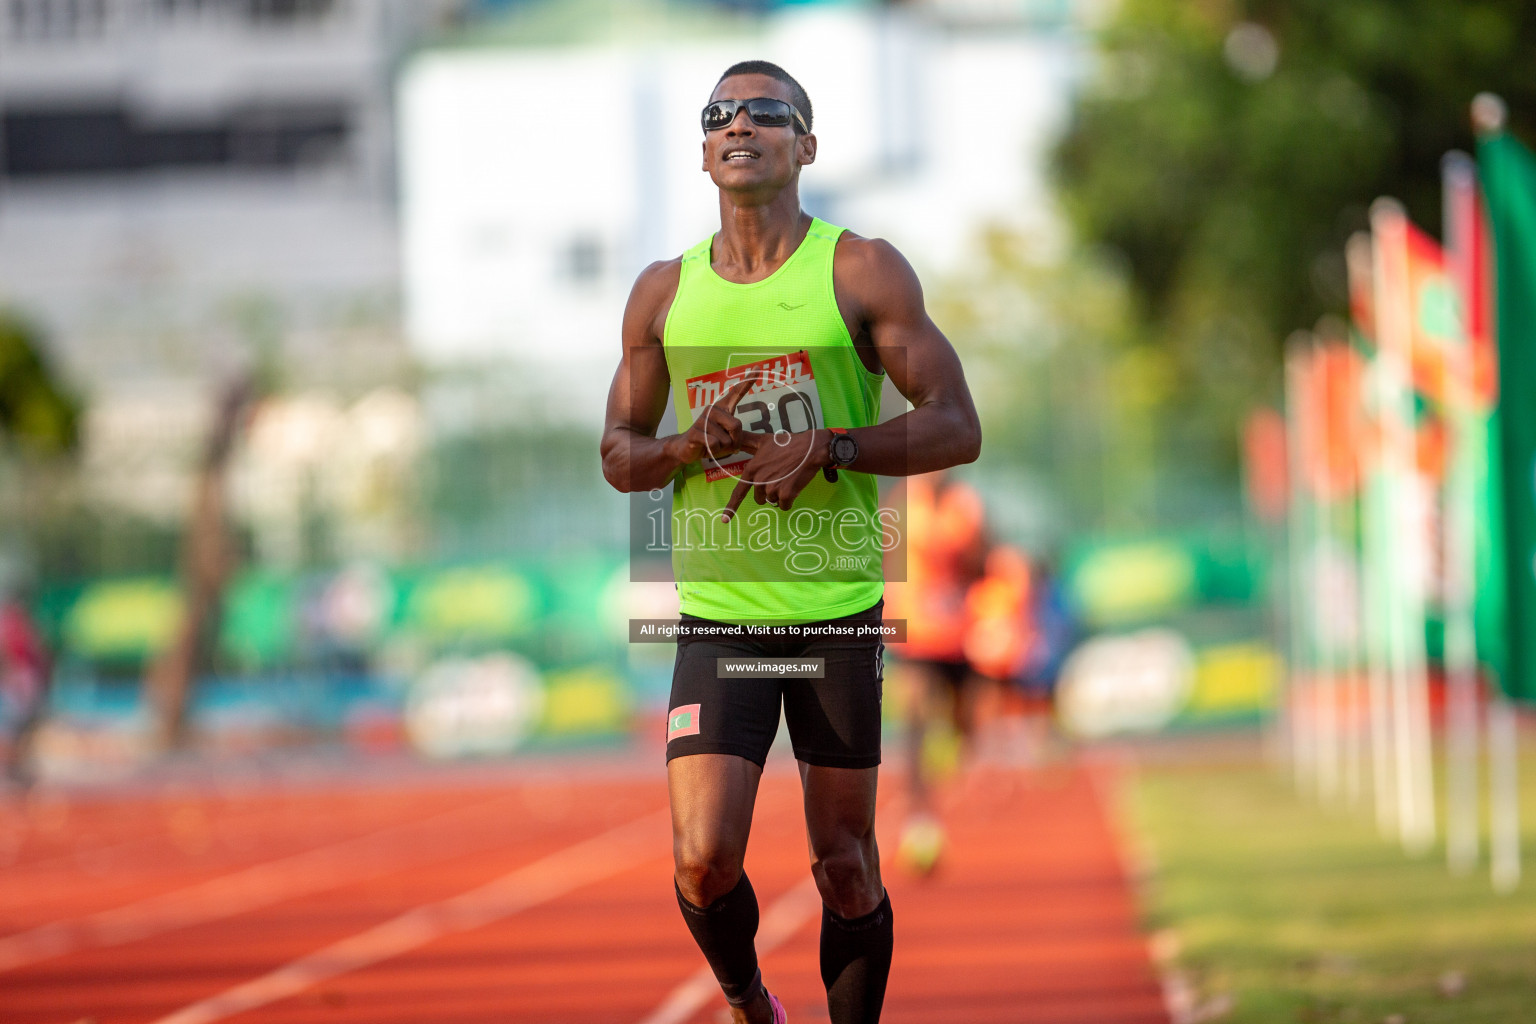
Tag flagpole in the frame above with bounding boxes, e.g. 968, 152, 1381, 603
1312, 339, 1342, 805
1473, 91, 1522, 892
1442, 150, 1483, 875
1247, 411, 1293, 775
1346, 345, 1368, 808
1371, 202, 1416, 846
1327, 334, 1367, 809
1349, 232, 1398, 836
1372, 199, 1437, 853
1487, 696, 1521, 891
1363, 418, 1399, 835
1285, 337, 1318, 795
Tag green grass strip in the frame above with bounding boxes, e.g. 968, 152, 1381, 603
1129, 745, 1536, 1023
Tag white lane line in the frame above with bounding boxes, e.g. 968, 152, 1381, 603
150, 807, 670, 1024
1082, 753, 1188, 1023
0, 790, 540, 972
637, 875, 823, 1024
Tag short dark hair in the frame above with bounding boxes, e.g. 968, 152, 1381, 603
716, 60, 813, 132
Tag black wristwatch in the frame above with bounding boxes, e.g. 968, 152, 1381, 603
822, 428, 859, 483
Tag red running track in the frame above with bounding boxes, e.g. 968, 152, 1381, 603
0, 754, 1168, 1024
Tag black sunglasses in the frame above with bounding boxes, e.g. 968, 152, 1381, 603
701, 97, 809, 135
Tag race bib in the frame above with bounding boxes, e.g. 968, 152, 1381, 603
686, 350, 826, 482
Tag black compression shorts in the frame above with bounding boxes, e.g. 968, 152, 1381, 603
665, 600, 885, 770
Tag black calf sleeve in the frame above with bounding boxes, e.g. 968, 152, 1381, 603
675, 873, 764, 1007
820, 891, 894, 1024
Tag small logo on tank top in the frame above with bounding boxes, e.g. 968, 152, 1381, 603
777, 301, 806, 310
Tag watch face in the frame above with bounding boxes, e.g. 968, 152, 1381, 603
832, 434, 858, 465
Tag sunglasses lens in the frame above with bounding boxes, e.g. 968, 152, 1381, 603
745, 99, 792, 127
702, 101, 737, 131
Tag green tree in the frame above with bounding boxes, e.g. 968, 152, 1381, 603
0, 311, 79, 454
1053, 0, 1536, 449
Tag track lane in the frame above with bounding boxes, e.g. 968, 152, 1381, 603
0, 788, 560, 971
0, 777, 669, 1022
193, 771, 815, 1024
1, 754, 1168, 1024
0, 785, 524, 928
149, 806, 674, 1024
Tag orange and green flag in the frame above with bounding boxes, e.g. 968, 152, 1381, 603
1478, 126, 1536, 702
1443, 151, 1505, 687
1404, 223, 1458, 407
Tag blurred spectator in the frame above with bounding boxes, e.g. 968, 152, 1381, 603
1008, 552, 1077, 763
1018, 554, 1077, 707
1, 583, 53, 787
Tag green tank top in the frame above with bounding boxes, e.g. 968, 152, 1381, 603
663, 218, 885, 624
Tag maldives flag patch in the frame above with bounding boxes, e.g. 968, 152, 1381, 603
667, 704, 702, 741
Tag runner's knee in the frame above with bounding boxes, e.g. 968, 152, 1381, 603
673, 841, 746, 906
810, 838, 880, 912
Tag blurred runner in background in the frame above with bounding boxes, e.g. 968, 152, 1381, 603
885, 470, 987, 873
1014, 554, 1077, 758
964, 543, 1036, 701
1, 581, 52, 788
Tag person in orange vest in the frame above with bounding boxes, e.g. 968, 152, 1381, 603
963, 545, 1035, 687
885, 470, 987, 873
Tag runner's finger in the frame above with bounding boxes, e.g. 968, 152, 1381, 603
704, 426, 736, 456
703, 406, 741, 432
719, 413, 749, 447
718, 375, 758, 414
720, 478, 752, 523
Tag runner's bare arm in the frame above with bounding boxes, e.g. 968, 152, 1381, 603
717, 236, 980, 519
600, 261, 758, 493
833, 234, 981, 475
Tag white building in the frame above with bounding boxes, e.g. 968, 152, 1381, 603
0, 0, 460, 389
0, 0, 459, 539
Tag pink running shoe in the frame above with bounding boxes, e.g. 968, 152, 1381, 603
766, 989, 787, 1024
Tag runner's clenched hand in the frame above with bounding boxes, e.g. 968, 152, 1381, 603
718, 428, 829, 522
665, 375, 759, 467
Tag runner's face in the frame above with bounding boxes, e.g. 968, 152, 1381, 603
702, 74, 815, 192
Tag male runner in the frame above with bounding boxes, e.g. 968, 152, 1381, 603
600, 60, 980, 1024
885, 470, 988, 873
